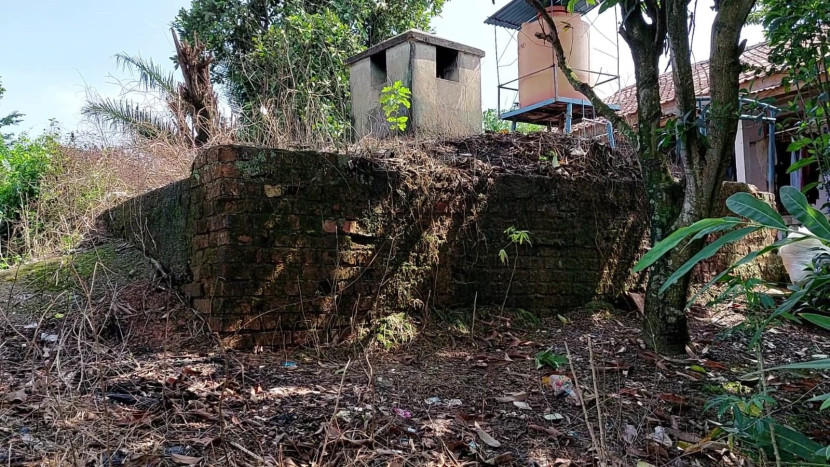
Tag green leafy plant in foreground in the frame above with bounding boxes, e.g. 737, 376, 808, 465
534, 350, 569, 370
635, 185, 830, 462
379, 80, 411, 132
498, 227, 531, 313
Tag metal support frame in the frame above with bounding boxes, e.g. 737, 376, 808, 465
606, 121, 616, 148
565, 103, 573, 134
487, 2, 622, 133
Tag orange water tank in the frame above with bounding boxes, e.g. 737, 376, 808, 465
517, 6, 591, 108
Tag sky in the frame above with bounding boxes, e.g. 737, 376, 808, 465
0, 0, 765, 135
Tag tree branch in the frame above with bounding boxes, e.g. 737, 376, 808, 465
526, 0, 632, 136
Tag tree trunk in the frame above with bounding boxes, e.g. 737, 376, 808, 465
624, 20, 692, 353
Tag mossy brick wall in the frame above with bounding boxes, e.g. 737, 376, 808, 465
447, 174, 647, 310
105, 145, 782, 348
180, 146, 648, 347
103, 180, 192, 282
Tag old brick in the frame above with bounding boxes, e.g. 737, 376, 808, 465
216, 162, 241, 178
193, 234, 210, 251
264, 184, 284, 197
217, 147, 237, 162
181, 282, 204, 298
193, 299, 213, 314
322, 219, 337, 233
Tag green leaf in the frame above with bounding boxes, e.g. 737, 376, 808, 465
659, 227, 760, 295
771, 422, 827, 463
765, 358, 830, 372
686, 249, 764, 307
801, 313, 830, 331
535, 350, 569, 369
633, 217, 742, 273
498, 249, 508, 265
802, 181, 820, 194
787, 138, 812, 152
780, 185, 830, 239
726, 192, 787, 229
786, 155, 817, 173
808, 393, 830, 411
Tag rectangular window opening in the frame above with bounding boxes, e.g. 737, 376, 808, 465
436, 46, 459, 82
370, 52, 387, 88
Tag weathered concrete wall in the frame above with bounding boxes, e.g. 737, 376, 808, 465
411, 42, 482, 137
348, 31, 483, 139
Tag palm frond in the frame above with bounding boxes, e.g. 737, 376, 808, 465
82, 96, 178, 139
114, 53, 177, 96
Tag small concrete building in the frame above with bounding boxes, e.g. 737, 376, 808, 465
346, 30, 485, 139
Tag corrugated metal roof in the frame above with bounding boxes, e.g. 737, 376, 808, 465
484, 0, 597, 29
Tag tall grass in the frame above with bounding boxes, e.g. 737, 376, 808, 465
1, 134, 194, 266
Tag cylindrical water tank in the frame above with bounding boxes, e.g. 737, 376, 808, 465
517, 6, 591, 108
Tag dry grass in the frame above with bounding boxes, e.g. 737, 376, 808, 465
1, 134, 195, 265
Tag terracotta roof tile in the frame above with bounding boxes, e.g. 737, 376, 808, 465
608, 42, 774, 117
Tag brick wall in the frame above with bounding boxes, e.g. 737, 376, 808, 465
105, 145, 782, 348
178, 146, 648, 347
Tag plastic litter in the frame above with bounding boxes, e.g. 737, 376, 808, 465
541, 375, 581, 405
39, 333, 58, 344
647, 426, 673, 447
282, 361, 298, 368
779, 226, 830, 284
393, 407, 412, 419
424, 397, 441, 405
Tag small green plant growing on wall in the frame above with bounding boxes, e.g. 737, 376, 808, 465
379, 80, 411, 132
499, 227, 531, 312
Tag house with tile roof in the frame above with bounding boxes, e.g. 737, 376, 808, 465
600, 42, 828, 210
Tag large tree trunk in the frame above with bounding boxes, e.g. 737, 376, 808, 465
627, 27, 692, 353
529, 0, 754, 353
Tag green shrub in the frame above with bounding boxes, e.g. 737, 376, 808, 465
636, 186, 830, 462
0, 134, 57, 221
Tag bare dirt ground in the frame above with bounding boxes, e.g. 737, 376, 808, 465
1, 240, 829, 466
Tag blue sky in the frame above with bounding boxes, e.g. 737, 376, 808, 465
0, 0, 763, 135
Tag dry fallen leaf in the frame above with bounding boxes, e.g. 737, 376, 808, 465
513, 401, 531, 410
622, 424, 638, 444
484, 453, 515, 465
474, 422, 501, 448
495, 391, 528, 403
170, 454, 203, 465
6, 389, 27, 404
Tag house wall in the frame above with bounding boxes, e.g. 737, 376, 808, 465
735, 119, 770, 191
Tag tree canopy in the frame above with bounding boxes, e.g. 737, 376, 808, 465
173, 0, 446, 142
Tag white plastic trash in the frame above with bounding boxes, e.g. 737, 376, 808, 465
778, 227, 830, 285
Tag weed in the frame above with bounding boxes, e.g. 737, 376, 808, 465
535, 349, 569, 369
499, 227, 531, 313
373, 312, 417, 349
379, 81, 411, 133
